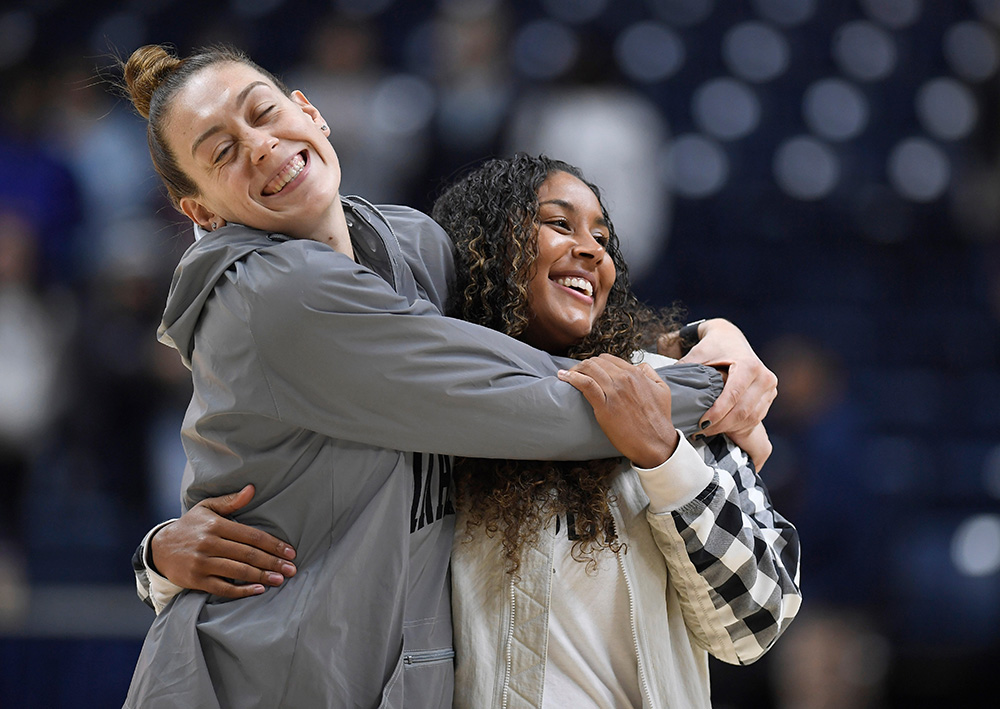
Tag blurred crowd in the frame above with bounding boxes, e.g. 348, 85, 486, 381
0, 0, 998, 706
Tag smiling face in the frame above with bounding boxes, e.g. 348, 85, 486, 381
519, 170, 617, 355
165, 62, 342, 242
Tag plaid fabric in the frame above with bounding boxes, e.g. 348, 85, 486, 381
658, 434, 801, 665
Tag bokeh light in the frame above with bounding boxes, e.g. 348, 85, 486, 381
951, 515, 1000, 577
833, 20, 897, 81
916, 77, 978, 141
860, 0, 922, 29
773, 136, 840, 199
944, 21, 1000, 82
615, 22, 685, 83
662, 133, 730, 197
803, 78, 869, 141
371, 74, 436, 135
723, 21, 790, 83
510, 20, 579, 80
692, 78, 761, 140
887, 137, 950, 201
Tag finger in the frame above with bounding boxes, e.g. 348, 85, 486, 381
201, 578, 267, 600
636, 362, 668, 387
198, 555, 292, 587
204, 536, 298, 577
203, 484, 256, 516
572, 357, 621, 390
699, 365, 748, 435
557, 368, 609, 408
203, 514, 297, 561
724, 423, 766, 468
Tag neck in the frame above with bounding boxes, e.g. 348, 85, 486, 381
307, 196, 354, 259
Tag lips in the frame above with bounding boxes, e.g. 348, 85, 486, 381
262, 152, 306, 196
553, 275, 595, 299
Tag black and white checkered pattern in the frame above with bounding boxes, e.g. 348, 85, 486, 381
665, 434, 801, 664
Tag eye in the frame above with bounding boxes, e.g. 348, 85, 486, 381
594, 233, 610, 247
213, 143, 234, 165
254, 105, 275, 124
546, 218, 570, 231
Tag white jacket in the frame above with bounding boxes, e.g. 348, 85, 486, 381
451, 435, 801, 708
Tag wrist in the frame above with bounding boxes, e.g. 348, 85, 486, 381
677, 318, 706, 354
629, 429, 680, 469
147, 521, 175, 576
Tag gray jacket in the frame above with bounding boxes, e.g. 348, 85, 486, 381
124, 199, 723, 709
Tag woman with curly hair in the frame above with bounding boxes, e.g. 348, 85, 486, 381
145, 148, 800, 707
432, 154, 799, 707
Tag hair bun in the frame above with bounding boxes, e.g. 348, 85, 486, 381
123, 44, 183, 119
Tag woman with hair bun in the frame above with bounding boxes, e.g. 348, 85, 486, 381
118, 44, 786, 708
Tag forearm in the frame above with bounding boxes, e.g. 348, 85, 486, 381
646, 435, 801, 665
249, 247, 722, 459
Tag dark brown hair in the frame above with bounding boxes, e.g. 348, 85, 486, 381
432, 153, 681, 573
118, 44, 289, 208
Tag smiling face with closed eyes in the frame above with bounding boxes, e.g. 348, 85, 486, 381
519, 170, 617, 356
165, 61, 345, 246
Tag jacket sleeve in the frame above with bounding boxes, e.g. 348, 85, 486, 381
132, 520, 184, 614
644, 434, 802, 665
239, 239, 721, 460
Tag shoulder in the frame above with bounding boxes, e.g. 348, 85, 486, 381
240, 237, 382, 317
369, 203, 455, 311
373, 204, 452, 255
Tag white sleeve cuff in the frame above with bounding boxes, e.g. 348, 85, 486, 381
633, 435, 714, 514
141, 519, 187, 615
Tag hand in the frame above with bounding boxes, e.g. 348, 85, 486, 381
676, 319, 778, 440
726, 422, 772, 470
557, 354, 679, 469
150, 484, 297, 599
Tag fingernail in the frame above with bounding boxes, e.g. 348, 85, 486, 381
280, 544, 296, 560
250, 584, 266, 595
280, 562, 297, 576
267, 572, 284, 585
690, 434, 704, 442
700, 420, 711, 430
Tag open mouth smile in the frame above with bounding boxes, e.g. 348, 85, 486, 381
262, 151, 307, 196
553, 276, 594, 299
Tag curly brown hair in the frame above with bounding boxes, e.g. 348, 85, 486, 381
431, 153, 682, 574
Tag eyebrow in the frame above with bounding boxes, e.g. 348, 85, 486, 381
190, 80, 269, 157
539, 198, 609, 228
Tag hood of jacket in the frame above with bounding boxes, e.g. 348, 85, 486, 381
158, 224, 285, 369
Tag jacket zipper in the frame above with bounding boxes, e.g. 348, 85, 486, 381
402, 648, 455, 666
618, 536, 654, 708
500, 579, 516, 709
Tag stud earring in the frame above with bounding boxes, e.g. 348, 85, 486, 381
212, 222, 218, 230
321, 124, 328, 132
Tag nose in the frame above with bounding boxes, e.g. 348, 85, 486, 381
572, 234, 606, 264
250, 129, 278, 164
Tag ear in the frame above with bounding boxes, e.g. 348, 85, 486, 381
180, 196, 222, 231
291, 90, 328, 135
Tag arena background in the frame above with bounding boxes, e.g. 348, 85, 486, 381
0, 0, 997, 706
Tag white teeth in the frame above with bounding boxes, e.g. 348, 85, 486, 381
555, 276, 593, 297
264, 153, 305, 195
